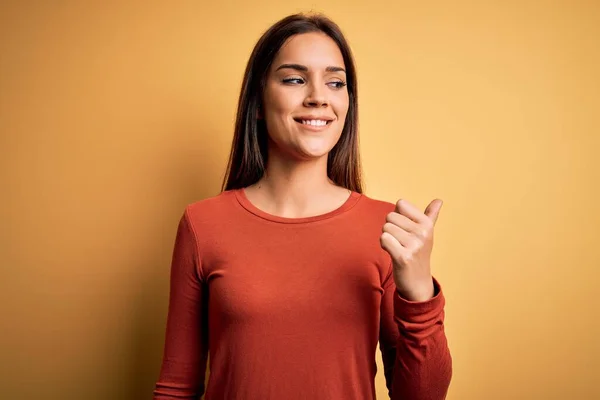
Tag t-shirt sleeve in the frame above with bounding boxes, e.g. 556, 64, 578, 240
379, 261, 452, 399
153, 208, 209, 399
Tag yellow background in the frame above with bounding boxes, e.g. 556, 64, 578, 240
1, 1, 598, 399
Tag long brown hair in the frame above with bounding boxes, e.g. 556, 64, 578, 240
220, 13, 363, 193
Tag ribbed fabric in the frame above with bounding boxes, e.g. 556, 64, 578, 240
153, 189, 451, 400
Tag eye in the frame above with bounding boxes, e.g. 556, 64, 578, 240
328, 81, 347, 89
282, 77, 305, 85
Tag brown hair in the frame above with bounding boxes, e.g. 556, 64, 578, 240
220, 13, 363, 193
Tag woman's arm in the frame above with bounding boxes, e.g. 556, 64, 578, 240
153, 209, 209, 399
379, 266, 452, 399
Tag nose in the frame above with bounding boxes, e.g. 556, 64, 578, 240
303, 83, 328, 108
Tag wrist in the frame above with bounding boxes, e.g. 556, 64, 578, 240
395, 279, 435, 302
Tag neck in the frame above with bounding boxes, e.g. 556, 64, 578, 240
258, 153, 333, 198
245, 151, 349, 218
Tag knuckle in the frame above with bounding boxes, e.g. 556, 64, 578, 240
409, 238, 422, 251
400, 252, 413, 264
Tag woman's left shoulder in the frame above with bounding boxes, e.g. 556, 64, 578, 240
356, 192, 396, 215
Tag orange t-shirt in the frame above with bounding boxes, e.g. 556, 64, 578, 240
153, 189, 451, 399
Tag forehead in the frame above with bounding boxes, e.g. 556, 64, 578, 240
272, 32, 345, 69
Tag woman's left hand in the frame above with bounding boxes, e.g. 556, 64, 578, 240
380, 198, 443, 302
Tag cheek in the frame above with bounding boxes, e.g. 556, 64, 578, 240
333, 93, 350, 121
262, 94, 295, 141
263, 86, 300, 116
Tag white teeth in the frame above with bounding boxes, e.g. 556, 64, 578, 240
301, 120, 328, 126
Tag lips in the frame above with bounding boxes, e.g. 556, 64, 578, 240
293, 116, 334, 127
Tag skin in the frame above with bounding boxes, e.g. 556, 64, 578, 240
245, 32, 442, 302
245, 31, 351, 218
260, 33, 349, 163
381, 199, 442, 302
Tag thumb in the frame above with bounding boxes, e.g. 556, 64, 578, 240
424, 199, 443, 225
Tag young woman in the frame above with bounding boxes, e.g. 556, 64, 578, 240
154, 13, 452, 400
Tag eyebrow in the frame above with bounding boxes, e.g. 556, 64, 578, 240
275, 63, 346, 73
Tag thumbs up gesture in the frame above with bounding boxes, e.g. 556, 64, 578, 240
380, 198, 443, 302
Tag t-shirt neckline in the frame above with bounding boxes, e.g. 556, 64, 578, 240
233, 187, 362, 224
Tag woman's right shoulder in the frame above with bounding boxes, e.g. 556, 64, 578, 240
180, 189, 238, 222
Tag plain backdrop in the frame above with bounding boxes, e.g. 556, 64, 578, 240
1, 1, 599, 399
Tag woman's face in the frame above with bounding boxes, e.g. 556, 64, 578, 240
261, 32, 349, 161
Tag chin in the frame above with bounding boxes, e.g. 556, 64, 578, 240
297, 145, 335, 160
299, 135, 340, 155
270, 131, 341, 160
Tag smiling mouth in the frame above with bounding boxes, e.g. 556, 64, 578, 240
293, 118, 333, 127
